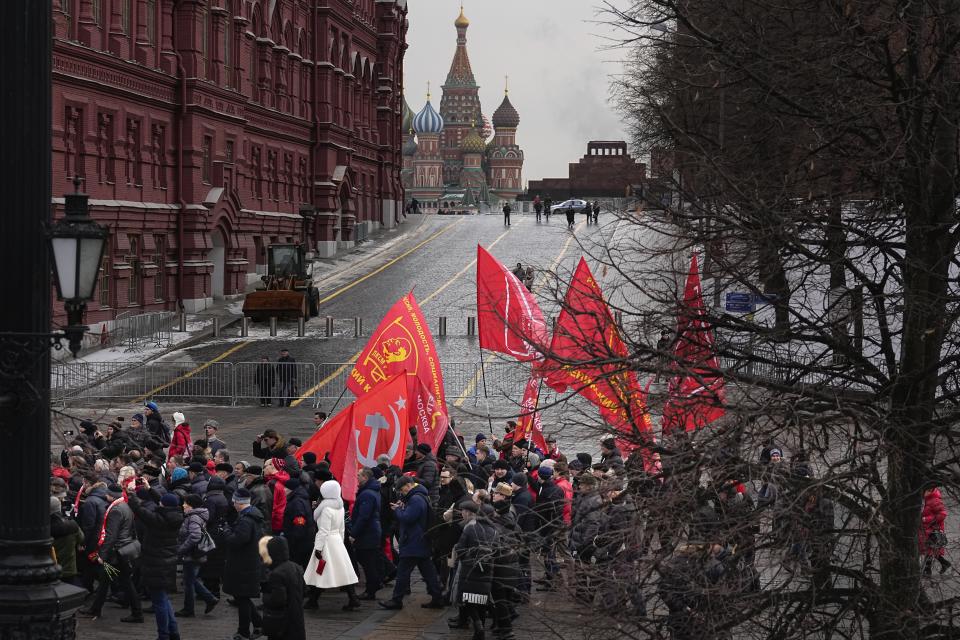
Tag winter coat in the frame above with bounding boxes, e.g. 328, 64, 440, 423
601, 447, 625, 471
303, 481, 358, 589
128, 496, 183, 591
395, 484, 433, 558
255, 363, 276, 389
569, 492, 605, 557
260, 536, 305, 640
223, 506, 266, 598
920, 488, 948, 557
276, 356, 298, 385
177, 507, 210, 561
145, 413, 170, 444
512, 488, 538, 533
189, 472, 210, 496
534, 478, 565, 537
555, 476, 574, 525
51, 512, 82, 579
98, 499, 136, 564
349, 478, 383, 550
168, 423, 192, 459
416, 454, 440, 504
453, 519, 497, 604
77, 486, 110, 549
200, 484, 230, 581
282, 485, 315, 567
267, 472, 290, 533
247, 476, 274, 524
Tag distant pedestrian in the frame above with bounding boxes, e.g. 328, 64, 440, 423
255, 356, 275, 407
503, 202, 512, 226
566, 207, 575, 229
534, 197, 543, 222
592, 201, 600, 223
276, 349, 297, 407
921, 485, 951, 575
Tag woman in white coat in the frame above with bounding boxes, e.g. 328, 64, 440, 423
303, 480, 361, 610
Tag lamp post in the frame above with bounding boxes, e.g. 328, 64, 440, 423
0, 1, 90, 637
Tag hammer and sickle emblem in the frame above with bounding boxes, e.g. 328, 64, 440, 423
356, 406, 403, 467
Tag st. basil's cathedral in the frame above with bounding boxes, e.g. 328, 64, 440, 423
401, 6, 524, 212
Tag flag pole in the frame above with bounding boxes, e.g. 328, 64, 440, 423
524, 375, 544, 465
479, 351, 495, 436
326, 384, 349, 418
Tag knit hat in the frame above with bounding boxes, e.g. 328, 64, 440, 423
245, 465, 263, 476
144, 402, 160, 413
460, 501, 480, 514
288, 437, 302, 447
188, 462, 204, 473
160, 493, 180, 507
525, 453, 541, 469
173, 411, 187, 426
416, 443, 432, 455
270, 457, 287, 471
233, 487, 252, 504
184, 494, 203, 508
215, 463, 234, 474
569, 460, 584, 471
284, 477, 301, 491
203, 419, 219, 430
494, 482, 513, 497
302, 452, 317, 465
576, 452, 593, 467
601, 437, 616, 450
769, 448, 783, 458
171, 467, 188, 483
538, 465, 554, 478
79, 420, 96, 434
476, 433, 487, 443
511, 474, 528, 488
131, 413, 145, 425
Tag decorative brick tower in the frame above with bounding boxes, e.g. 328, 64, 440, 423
488, 83, 524, 199
439, 5, 483, 185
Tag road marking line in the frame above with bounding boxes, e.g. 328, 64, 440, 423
450, 220, 586, 406
134, 340, 251, 403
292, 227, 512, 407
315, 219, 465, 306
152, 219, 464, 405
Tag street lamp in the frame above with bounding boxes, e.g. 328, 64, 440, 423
48, 176, 108, 357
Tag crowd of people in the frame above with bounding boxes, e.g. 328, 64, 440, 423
49, 404, 952, 640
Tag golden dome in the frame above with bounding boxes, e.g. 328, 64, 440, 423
455, 6, 470, 28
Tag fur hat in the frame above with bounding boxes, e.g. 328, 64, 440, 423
416, 443, 432, 455
245, 465, 263, 476
131, 413, 145, 425
173, 411, 187, 426
493, 459, 511, 471
203, 419, 219, 430
184, 494, 203, 508
188, 462, 204, 473
494, 482, 513, 497
233, 487, 252, 504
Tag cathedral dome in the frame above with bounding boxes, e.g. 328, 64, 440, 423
413, 99, 444, 134
492, 93, 520, 129
455, 6, 470, 28
461, 129, 486, 154
403, 133, 419, 156
401, 97, 414, 134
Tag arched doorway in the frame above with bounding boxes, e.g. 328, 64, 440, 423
211, 228, 226, 298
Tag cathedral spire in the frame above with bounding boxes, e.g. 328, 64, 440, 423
445, 5, 476, 87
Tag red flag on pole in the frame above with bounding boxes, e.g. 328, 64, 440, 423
296, 407, 352, 464
543, 257, 653, 442
347, 292, 448, 439
408, 374, 448, 453
662, 254, 725, 434
510, 374, 547, 453
330, 373, 412, 502
477, 245, 548, 361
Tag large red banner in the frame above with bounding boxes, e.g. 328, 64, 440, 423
477, 245, 548, 361
543, 257, 653, 441
510, 373, 547, 453
662, 254, 725, 433
348, 293, 448, 440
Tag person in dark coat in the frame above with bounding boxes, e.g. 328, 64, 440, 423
128, 490, 184, 640
177, 494, 219, 616
143, 402, 170, 444
349, 468, 384, 598
76, 475, 110, 589
599, 438, 625, 472
488, 493, 521, 635
449, 502, 497, 639
223, 488, 265, 639
533, 465, 565, 590
281, 477, 314, 568
414, 443, 440, 504
275, 349, 298, 407
187, 462, 209, 495
259, 535, 306, 640
51, 496, 83, 586
254, 355, 276, 407
379, 477, 445, 610
80, 484, 142, 622
244, 466, 273, 524
200, 475, 230, 597
503, 202, 512, 226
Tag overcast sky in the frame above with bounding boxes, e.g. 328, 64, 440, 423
403, 0, 629, 186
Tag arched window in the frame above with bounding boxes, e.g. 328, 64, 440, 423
201, 7, 209, 79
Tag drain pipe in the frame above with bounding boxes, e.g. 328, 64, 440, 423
172, 1, 188, 314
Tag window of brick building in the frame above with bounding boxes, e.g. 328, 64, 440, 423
92, 0, 102, 26
201, 8, 210, 79
202, 135, 213, 184
146, 0, 156, 44
121, 0, 131, 35
224, 0, 234, 88
154, 235, 166, 301
127, 235, 141, 306
226, 139, 234, 163
99, 253, 111, 308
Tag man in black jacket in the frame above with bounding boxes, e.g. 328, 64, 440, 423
414, 443, 439, 505
281, 477, 314, 568
224, 488, 266, 639
533, 465, 565, 591
275, 349, 298, 407
128, 490, 184, 640
260, 536, 305, 640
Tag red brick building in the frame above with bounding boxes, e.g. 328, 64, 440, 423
528, 141, 646, 200
52, 0, 407, 322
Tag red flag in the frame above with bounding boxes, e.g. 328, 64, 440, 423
510, 374, 547, 453
662, 254, 725, 434
408, 374, 449, 453
296, 408, 351, 463
543, 257, 654, 441
330, 373, 412, 501
477, 245, 548, 361
348, 293, 448, 436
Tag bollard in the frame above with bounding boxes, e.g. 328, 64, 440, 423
270, 316, 278, 337
212, 317, 221, 338
438, 316, 447, 337
467, 316, 476, 336
325, 316, 334, 338
354, 317, 363, 337
298, 316, 306, 337
241, 316, 249, 337
178, 311, 187, 332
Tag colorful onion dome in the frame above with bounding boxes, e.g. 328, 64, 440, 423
455, 5, 470, 28
413, 99, 444, 134
461, 129, 486, 154
480, 114, 493, 140
492, 93, 520, 129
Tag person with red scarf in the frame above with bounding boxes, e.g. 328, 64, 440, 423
168, 411, 193, 460
920, 485, 952, 575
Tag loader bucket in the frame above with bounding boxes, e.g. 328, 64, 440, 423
242, 290, 307, 321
